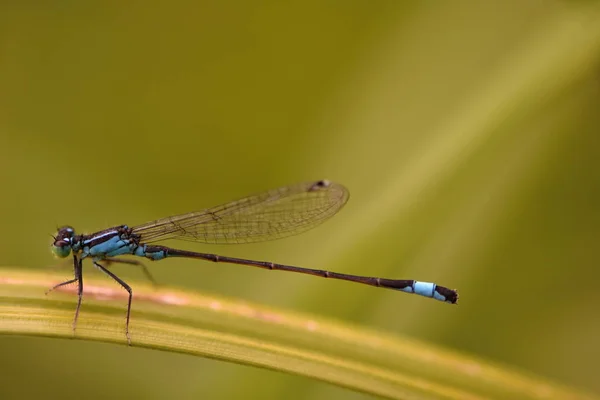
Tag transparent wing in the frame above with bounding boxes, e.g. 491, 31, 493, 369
132, 180, 349, 244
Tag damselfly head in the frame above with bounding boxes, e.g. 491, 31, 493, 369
51, 226, 75, 258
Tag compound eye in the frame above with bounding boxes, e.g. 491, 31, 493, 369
51, 230, 73, 258
51, 241, 72, 258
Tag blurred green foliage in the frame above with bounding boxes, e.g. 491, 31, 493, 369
0, 1, 599, 399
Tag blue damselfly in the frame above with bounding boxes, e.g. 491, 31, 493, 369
49, 180, 458, 344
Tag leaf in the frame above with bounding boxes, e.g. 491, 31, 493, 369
0, 268, 594, 400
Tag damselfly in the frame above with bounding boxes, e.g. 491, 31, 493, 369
49, 180, 458, 344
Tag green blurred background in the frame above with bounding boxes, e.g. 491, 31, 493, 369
1, 1, 600, 399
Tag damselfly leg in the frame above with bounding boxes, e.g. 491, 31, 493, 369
93, 261, 133, 345
103, 257, 158, 287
